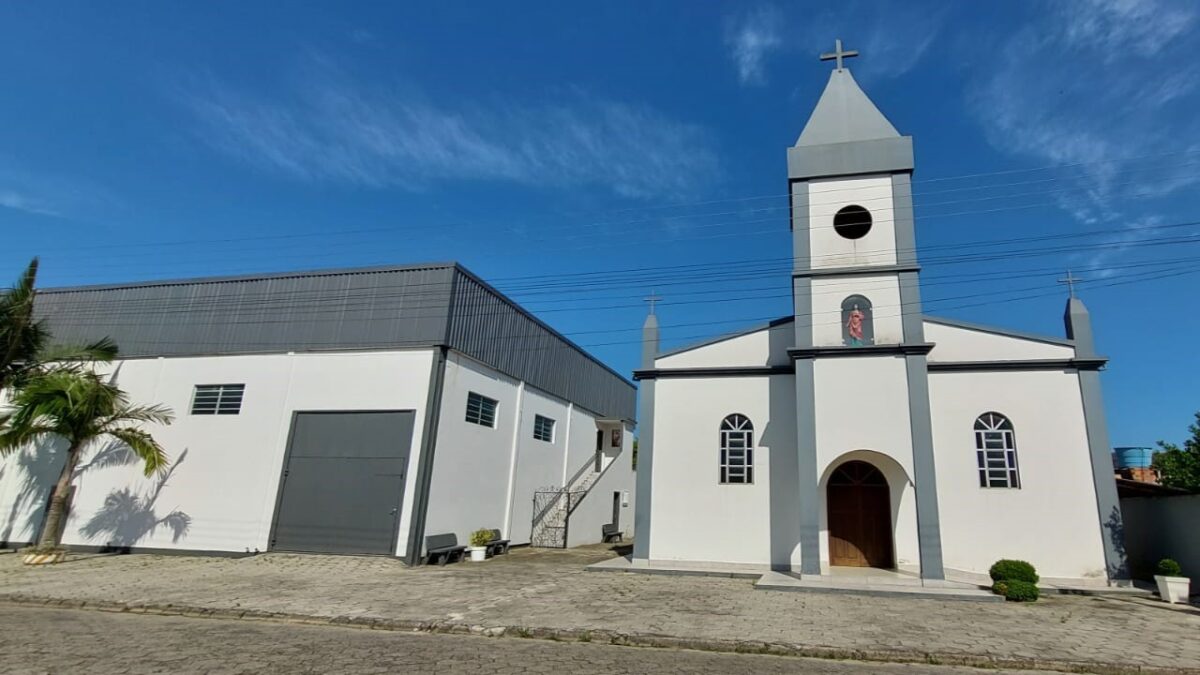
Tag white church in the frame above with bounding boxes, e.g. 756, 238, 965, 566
629, 47, 1126, 586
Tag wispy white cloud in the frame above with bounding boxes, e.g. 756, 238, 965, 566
967, 0, 1200, 253
183, 67, 720, 200
1062, 0, 1195, 61
0, 189, 58, 217
724, 6, 783, 86
1075, 215, 1165, 274
853, 9, 948, 80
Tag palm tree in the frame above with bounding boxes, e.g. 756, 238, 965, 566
0, 258, 117, 391
0, 368, 174, 551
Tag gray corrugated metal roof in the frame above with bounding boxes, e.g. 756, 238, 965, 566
795, 68, 901, 147
35, 262, 636, 420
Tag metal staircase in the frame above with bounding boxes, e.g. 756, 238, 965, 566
530, 455, 612, 548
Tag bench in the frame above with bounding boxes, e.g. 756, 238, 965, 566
424, 533, 466, 565
486, 528, 510, 557
602, 523, 623, 543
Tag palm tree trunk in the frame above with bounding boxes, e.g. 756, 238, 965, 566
36, 441, 81, 550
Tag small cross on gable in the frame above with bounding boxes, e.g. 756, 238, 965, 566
1058, 270, 1082, 298
644, 290, 663, 315
820, 38, 859, 71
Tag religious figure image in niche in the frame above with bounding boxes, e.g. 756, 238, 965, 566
846, 306, 866, 345
841, 295, 874, 346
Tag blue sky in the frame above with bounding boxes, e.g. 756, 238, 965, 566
2, 1, 1198, 447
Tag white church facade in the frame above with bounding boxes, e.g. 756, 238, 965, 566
631, 54, 1125, 585
0, 263, 636, 563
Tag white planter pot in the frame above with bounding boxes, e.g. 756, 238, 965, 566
1154, 575, 1190, 604
468, 546, 487, 562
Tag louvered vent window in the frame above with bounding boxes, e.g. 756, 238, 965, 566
191, 384, 245, 415
465, 391, 498, 428
533, 414, 555, 442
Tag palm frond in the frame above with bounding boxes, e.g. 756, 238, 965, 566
105, 427, 169, 477
37, 337, 119, 365
0, 258, 47, 389
100, 403, 175, 430
0, 423, 56, 456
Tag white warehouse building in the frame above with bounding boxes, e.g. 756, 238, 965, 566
0, 263, 636, 563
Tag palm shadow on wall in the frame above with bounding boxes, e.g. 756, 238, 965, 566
79, 448, 191, 549
2, 441, 68, 546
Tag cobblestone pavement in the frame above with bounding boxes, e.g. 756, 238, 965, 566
2, 547, 1198, 672
1, 605, 1050, 674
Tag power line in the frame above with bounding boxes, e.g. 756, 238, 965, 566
35, 222, 1200, 321
27, 150, 1200, 260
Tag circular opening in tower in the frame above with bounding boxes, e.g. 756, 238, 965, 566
833, 205, 872, 240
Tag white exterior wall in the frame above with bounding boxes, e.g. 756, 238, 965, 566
424, 353, 523, 546
656, 322, 792, 368
0, 349, 435, 556
423, 352, 635, 551
813, 356, 920, 569
506, 386, 573, 544
811, 275, 903, 346
929, 370, 1108, 580
808, 176, 896, 269
562, 404, 598, 485
649, 374, 798, 567
566, 421, 636, 547
925, 322, 1075, 362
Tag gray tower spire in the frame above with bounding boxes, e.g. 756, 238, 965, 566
632, 293, 662, 563
1063, 289, 1128, 580
641, 292, 661, 369
1064, 296, 1097, 357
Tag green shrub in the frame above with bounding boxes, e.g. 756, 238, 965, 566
469, 528, 493, 548
1157, 558, 1183, 577
989, 559, 1039, 584
991, 580, 1009, 597
1003, 580, 1039, 602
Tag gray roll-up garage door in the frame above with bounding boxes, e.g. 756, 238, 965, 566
271, 411, 415, 555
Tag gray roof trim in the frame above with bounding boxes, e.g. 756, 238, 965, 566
788, 343, 935, 359
928, 358, 1107, 372
924, 315, 1075, 348
656, 316, 794, 360
634, 365, 794, 380
39, 262, 459, 295
787, 136, 914, 181
794, 263, 921, 279
450, 264, 635, 389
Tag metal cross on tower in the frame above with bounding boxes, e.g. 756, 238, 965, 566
1058, 270, 1081, 298
820, 38, 859, 71
644, 290, 663, 315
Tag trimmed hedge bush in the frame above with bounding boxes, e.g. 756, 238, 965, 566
1003, 579, 1039, 602
989, 559, 1039, 584
1157, 558, 1183, 577
991, 580, 1009, 596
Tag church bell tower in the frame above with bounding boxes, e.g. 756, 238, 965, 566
788, 41, 945, 579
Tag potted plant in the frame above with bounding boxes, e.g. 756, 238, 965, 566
468, 528, 492, 562
1154, 558, 1190, 604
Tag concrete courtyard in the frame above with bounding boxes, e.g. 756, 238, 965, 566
2, 545, 1197, 673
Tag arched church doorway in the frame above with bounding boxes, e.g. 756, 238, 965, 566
827, 460, 894, 568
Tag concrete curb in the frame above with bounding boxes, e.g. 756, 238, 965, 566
0, 594, 1191, 675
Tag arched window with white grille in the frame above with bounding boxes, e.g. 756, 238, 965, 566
975, 412, 1019, 488
719, 414, 754, 484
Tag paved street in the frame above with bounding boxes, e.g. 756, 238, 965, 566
0, 605, 1052, 674
2, 547, 1198, 672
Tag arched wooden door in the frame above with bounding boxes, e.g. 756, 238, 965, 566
827, 460, 894, 568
